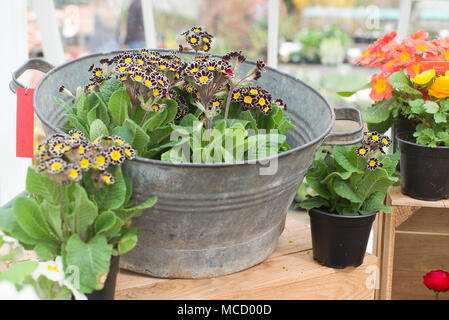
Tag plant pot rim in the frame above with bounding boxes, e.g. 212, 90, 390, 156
34, 49, 336, 169
309, 207, 377, 219
396, 135, 449, 150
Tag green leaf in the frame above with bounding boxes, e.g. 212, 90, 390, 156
116, 196, 157, 223
111, 126, 134, 145
305, 160, 332, 199
163, 99, 178, 125
333, 146, 365, 174
0, 261, 38, 284
388, 71, 422, 96
94, 211, 117, 234
63, 234, 112, 293
93, 92, 111, 127
34, 242, 59, 261
95, 166, 127, 212
0, 207, 38, 247
359, 191, 391, 215
367, 114, 395, 134
13, 196, 59, 243
423, 101, 439, 114
147, 125, 174, 148
25, 167, 58, 204
434, 112, 447, 123
99, 78, 121, 104
117, 228, 139, 255
362, 99, 395, 124
54, 97, 74, 115
142, 110, 168, 132
123, 118, 150, 153
333, 179, 362, 203
297, 197, 330, 210
337, 82, 371, 97
64, 114, 89, 137
87, 102, 99, 127
108, 90, 130, 126
89, 119, 109, 141
68, 183, 98, 242
40, 200, 63, 241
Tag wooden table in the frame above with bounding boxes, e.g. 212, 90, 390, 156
373, 187, 449, 300
116, 214, 377, 300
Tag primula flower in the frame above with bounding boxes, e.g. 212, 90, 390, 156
369, 73, 393, 101
412, 68, 435, 85
423, 270, 449, 299
429, 75, 449, 98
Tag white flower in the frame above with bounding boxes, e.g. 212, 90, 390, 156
0, 281, 40, 300
31, 256, 65, 286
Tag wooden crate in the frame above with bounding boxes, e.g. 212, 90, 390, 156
116, 214, 377, 300
374, 186, 449, 300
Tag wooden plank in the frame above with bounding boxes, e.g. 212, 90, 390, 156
388, 186, 449, 208
379, 202, 396, 300
392, 270, 449, 300
394, 206, 421, 228
116, 250, 376, 300
397, 208, 449, 234
394, 233, 449, 272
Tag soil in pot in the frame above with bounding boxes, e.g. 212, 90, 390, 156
308, 208, 376, 269
85, 255, 120, 300
397, 134, 449, 201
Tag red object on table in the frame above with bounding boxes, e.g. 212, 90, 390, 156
16, 88, 34, 158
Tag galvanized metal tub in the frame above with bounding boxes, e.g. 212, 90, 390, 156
11, 52, 362, 278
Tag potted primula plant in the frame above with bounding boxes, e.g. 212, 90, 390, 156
0, 131, 156, 299
297, 132, 400, 268
342, 30, 449, 200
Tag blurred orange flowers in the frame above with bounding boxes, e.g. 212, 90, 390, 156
353, 30, 449, 101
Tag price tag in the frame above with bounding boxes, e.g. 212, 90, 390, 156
420, 61, 449, 75
16, 88, 34, 158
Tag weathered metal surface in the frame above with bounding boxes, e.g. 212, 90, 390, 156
11, 51, 362, 278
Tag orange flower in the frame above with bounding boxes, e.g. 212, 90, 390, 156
429, 75, 449, 98
410, 30, 429, 41
370, 73, 393, 101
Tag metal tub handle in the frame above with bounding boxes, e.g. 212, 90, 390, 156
322, 107, 364, 146
9, 58, 54, 94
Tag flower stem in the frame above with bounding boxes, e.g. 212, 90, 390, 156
436, 291, 440, 300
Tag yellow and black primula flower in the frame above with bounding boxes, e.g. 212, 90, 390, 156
67, 164, 82, 181
356, 145, 369, 157
194, 70, 213, 86
100, 172, 115, 185
108, 146, 125, 165
367, 157, 382, 171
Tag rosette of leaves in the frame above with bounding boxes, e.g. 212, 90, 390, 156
55, 27, 294, 163
0, 132, 156, 294
297, 133, 400, 215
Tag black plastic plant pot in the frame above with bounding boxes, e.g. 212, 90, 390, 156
308, 208, 376, 269
85, 255, 120, 300
397, 135, 449, 201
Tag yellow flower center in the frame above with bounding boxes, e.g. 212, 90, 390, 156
244, 96, 252, 104
103, 175, 111, 183
46, 265, 60, 272
212, 101, 220, 107
152, 104, 160, 111
96, 156, 105, 166
134, 75, 143, 82
121, 75, 127, 81
153, 88, 159, 96
250, 89, 259, 95
190, 37, 197, 44
69, 168, 79, 179
369, 160, 377, 167
263, 106, 270, 113
51, 162, 62, 171
124, 149, 132, 157
199, 75, 209, 83
399, 52, 410, 61
374, 79, 387, 94
190, 68, 198, 74
137, 59, 144, 65
203, 37, 209, 43
115, 138, 124, 145
80, 159, 90, 168
79, 145, 85, 154
158, 79, 165, 86
382, 138, 389, 145
145, 80, 153, 87
233, 92, 240, 100
372, 135, 379, 141
359, 148, 367, 155
258, 97, 266, 106
159, 64, 167, 70
208, 66, 215, 71
125, 57, 132, 63
203, 45, 209, 51
110, 150, 122, 161
95, 70, 102, 76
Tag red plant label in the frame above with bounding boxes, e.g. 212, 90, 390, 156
16, 88, 34, 158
